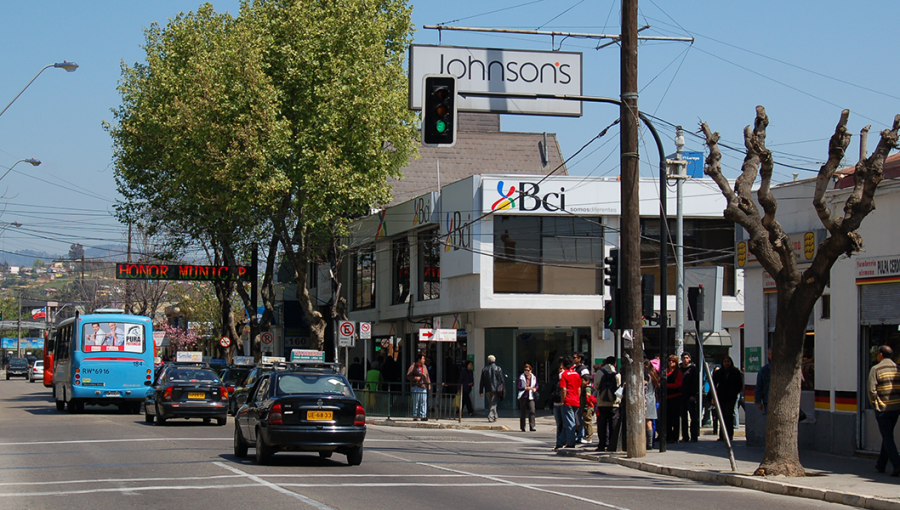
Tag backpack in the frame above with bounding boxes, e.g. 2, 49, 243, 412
597, 368, 618, 403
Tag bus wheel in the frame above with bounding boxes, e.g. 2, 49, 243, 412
131, 402, 142, 414
55, 399, 65, 411
68, 400, 83, 413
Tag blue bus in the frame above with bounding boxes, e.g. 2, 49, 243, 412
53, 313, 155, 413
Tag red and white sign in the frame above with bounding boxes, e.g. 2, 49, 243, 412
260, 332, 274, 345
359, 322, 371, 339
418, 328, 434, 341
380, 338, 392, 349
419, 328, 457, 342
219, 336, 231, 348
338, 321, 355, 348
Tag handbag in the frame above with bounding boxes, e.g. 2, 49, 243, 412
497, 383, 506, 400
452, 392, 461, 410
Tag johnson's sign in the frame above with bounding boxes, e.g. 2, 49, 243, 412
409, 45, 583, 117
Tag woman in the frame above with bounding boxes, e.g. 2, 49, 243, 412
552, 357, 566, 450
665, 354, 683, 443
713, 355, 744, 441
518, 364, 539, 432
644, 359, 660, 450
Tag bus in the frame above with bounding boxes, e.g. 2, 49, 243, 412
53, 313, 155, 413
42, 329, 55, 390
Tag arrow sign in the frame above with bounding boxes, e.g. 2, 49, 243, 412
418, 329, 434, 341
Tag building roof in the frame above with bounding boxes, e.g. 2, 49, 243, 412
834, 152, 900, 189
386, 113, 567, 206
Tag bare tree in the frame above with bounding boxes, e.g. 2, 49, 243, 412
702, 106, 900, 476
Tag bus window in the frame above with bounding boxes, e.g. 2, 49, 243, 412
82, 322, 145, 353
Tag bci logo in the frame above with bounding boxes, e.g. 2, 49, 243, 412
445, 211, 472, 252
413, 197, 430, 226
492, 181, 565, 212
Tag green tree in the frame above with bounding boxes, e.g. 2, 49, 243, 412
244, 0, 418, 350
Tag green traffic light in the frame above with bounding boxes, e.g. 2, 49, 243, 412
435, 120, 447, 133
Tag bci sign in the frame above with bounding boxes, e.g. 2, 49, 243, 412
481, 177, 619, 216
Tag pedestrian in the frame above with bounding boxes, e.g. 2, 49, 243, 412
348, 357, 365, 389
479, 355, 506, 422
365, 361, 382, 410
518, 364, 538, 432
680, 352, 700, 442
572, 352, 590, 442
580, 373, 596, 444
644, 359, 660, 450
555, 355, 581, 450
712, 355, 743, 441
552, 358, 566, 450
867, 345, 900, 476
665, 355, 682, 443
755, 350, 773, 415
407, 353, 431, 421
458, 360, 475, 416
594, 356, 622, 452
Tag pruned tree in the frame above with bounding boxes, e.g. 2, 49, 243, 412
702, 106, 900, 476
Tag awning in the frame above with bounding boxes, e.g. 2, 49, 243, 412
684, 330, 733, 347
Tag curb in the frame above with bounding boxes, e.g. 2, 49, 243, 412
558, 450, 900, 510
370, 419, 509, 431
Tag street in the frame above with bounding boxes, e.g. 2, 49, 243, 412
0, 379, 851, 510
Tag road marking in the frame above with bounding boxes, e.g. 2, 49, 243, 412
275, 482, 739, 491
213, 461, 335, 510
0, 474, 244, 487
365, 439, 524, 444
0, 438, 230, 446
0, 483, 259, 498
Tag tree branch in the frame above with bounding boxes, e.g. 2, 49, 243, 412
812, 110, 851, 235
842, 114, 900, 235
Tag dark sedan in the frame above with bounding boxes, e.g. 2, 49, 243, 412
234, 369, 366, 465
229, 365, 273, 415
144, 367, 228, 425
6, 358, 28, 380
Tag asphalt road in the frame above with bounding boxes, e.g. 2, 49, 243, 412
0, 377, 851, 510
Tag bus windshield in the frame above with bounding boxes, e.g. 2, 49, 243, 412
82, 322, 145, 353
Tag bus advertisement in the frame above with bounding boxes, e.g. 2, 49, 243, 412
53, 313, 154, 413
43, 330, 55, 389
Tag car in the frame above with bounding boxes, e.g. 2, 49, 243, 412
229, 365, 274, 415
6, 358, 28, 380
24, 354, 37, 366
144, 366, 228, 426
28, 360, 44, 383
219, 367, 252, 404
234, 365, 366, 465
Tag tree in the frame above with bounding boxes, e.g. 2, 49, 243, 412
244, 0, 418, 351
68, 244, 84, 261
702, 107, 900, 476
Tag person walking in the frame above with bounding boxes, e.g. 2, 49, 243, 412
580, 373, 596, 444
556, 355, 581, 450
644, 359, 660, 450
407, 353, 431, 421
594, 356, 622, 452
518, 364, 538, 431
665, 355, 682, 443
572, 352, 590, 443
479, 355, 505, 422
755, 350, 773, 415
680, 352, 700, 442
552, 359, 566, 450
867, 345, 900, 476
458, 360, 475, 416
713, 355, 743, 441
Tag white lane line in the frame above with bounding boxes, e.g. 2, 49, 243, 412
365, 439, 524, 444
275, 483, 739, 491
0, 483, 259, 498
213, 461, 335, 510
0, 474, 245, 487
419, 463, 632, 510
0, 438, 230, 446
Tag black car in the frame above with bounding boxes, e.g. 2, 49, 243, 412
219, 367, 252, 402
144, 367, 228, 425
234, 368, 366, 465
229, 365, 274, 415
6, 358, 28, 380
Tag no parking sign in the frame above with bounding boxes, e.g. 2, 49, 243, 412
338, 321, 355, 347
359, 322, 371, 339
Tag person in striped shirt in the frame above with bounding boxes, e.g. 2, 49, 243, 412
867, 345, 900, 476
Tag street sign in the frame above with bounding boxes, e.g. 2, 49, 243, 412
260, 331, 274, 345
219, 336, 231, 348
338, 320, 355, 348
418, 329, 434, 341
359, 322, 371, 339
176, 351, 203, 362
291, 349, 324, 363
419, 328, 457, 342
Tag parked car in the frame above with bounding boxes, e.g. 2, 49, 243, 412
144, 367, 228, 426
6, 358, 28, 380
233, 366, 366, 465
28, 360, 44, 383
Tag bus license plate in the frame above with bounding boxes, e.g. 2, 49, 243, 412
188, 392, 205, 399
106, 391, 120, 397
307, 411, 332, 421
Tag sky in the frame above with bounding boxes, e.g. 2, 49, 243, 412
2, 1, 899, 258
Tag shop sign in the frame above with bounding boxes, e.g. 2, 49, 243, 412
745, 346, 763, 373
856, 255, 900, 283
290, 350, 324, 363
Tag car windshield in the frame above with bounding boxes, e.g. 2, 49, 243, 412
167, 369, 220, 383
9, 359, 26, 367
223, 369, 250, 385
277, 374, 354, 397
34, 361, 43, 368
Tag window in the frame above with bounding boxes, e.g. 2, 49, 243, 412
418, 229, 440, 301
353, 246, 375, 310
493, 216, 603, 294
82, 323, 145, 353
820, 294, 831, 319
392, 237, 410, 305
277, 373, 354, 397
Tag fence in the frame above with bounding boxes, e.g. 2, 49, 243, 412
349, 379, 466, 422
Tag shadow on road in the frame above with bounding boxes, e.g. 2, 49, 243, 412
216, 452, 354, 467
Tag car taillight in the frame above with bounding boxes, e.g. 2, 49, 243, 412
355, 405, 366, 426
163, 387, 173, 400
220, 387, 228, 401
269, 403, 283, 425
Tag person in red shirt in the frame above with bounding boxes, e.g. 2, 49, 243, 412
555, 355, 582, 450
665, 354, 683, 443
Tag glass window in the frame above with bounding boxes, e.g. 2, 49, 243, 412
418, 229, 440, 301
277, 373, 354, 397
82, 322, 145, 353
392, 237, 410, 305
168, 369, 220, 383
353, 246, 375, 310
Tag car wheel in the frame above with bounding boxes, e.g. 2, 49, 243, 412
5, 373, 8, 380
233, 425, 248, 458
346, 446, 363, 466
155, 405, 167, 425
55, 399, 65, 411
255, 430, 273, 465
318, 451, 333, 459
216, 417, 226, 426
144, 410, 154, 424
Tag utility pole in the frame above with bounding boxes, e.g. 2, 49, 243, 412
620, 0, 646, 458
125, 222, 132, 314
16, 292, 21, 358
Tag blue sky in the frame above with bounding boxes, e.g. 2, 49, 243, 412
1, 1, 899, 257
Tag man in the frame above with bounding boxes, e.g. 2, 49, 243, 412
867, 345, 900, 476
755, 350, 773, 415
479, 355, 505, 422
88, 323, 104, 346
105, 323, 123, 346
680, 352, 700, 442
458, 360, 475, 416
555, 355, 582, 450
572, 352, 590, 442
712, 355, 743, 441
407, 353, 431, 421
348, 357, 365, 389
594, 356, 621, 452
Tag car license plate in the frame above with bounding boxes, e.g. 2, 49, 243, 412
307, 411, 333, 421
106, 391, 120, 397
188, 392, 205, 399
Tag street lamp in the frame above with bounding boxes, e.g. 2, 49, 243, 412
0, 61, 79, 118
0, 158, 40, 182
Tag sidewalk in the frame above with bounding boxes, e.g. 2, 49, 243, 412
373, 411, 900, 510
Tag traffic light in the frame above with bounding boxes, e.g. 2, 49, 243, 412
603, 248, 619, 289
422, 75, 457, 147
604, 288, 621, 330
688, 285, 705, 322
641, 274, 655, 319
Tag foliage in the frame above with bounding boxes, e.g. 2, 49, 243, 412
159, 322, 201, 351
